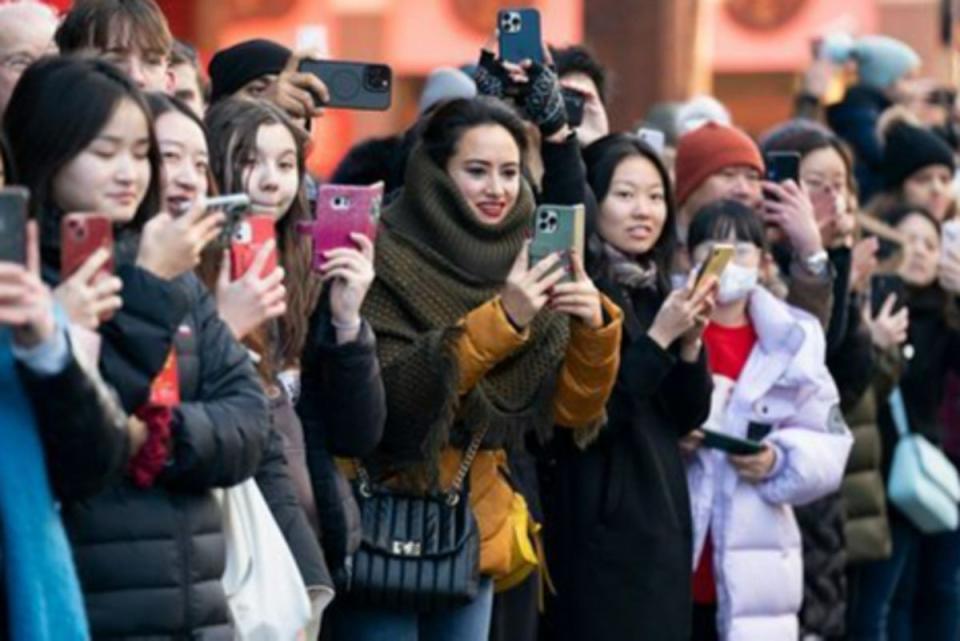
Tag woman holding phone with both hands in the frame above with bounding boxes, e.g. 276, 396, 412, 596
5, 56, 271, 639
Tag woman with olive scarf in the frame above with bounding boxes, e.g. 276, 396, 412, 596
540, 134, 716, 641
327, 97, 622, 641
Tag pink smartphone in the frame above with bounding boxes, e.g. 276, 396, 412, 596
301, 182, 383, 271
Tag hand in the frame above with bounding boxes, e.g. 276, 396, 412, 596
136, 208, 224, 280
863, 295, 909, 350
321, 233, 375, 341
761, 180, 823, 258
940, 246, 960, 294
473, 48, 511, 100
127, 416, 148, 459
517, 60, 567, 138
802, 57, 836, 100
559, 76, 609, 146
265, 51, 330, 120
680, 275, 717, 352
54, 247, 123, 329
647, 275, 716, 350
729, 444, 777, 482
850, 236, 879, 294
679, 429, 705, 457
809, 188, 848, 249
547, 252, 603, 329
0, 221, 56, 348
501, 241, 568, 329
215, 241, 287, 339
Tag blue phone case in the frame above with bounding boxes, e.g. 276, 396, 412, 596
498, 9, 544, 64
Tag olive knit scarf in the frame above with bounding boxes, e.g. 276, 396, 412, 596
362, 147, 570, 478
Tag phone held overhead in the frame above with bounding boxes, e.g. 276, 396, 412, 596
297, 59, 393, 111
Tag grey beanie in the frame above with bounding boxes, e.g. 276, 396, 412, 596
418, 67, 476, 115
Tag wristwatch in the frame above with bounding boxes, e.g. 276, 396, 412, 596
801, 250, 830, 277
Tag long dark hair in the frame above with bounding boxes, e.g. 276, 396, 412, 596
0, 130, 14, 187
583, 133, 677, 294
204, 97, 319, 373
4, 55, 162, 268
420, 97, 529, 169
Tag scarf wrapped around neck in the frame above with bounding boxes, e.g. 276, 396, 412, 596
588, 234, 659, 291
362, 146, 570, 480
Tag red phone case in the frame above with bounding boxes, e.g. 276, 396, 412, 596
61, 214, 114, 279
303, 183, 383, 271
229, 214, 277, 281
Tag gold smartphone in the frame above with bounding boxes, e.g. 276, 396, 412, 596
694, 243, 735, 293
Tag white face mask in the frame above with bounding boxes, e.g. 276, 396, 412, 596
716, 263, 758, 304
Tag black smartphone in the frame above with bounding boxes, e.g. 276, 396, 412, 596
701, 430, 765, 456
870, 273, 906, 317
765, 151, 801, 184
0, 187, 28, 265
297, 59, 393, 111
498, 8, 544, 64
561, 87, 586, 128
203, 193, 251, 249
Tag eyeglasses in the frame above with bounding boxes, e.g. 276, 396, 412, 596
691, 241, 759, 265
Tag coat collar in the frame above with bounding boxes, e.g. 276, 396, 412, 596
726, 288, 808, 411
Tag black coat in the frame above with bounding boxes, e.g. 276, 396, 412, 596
64, 267, 269, 640
299, 313, 386, 583
540, 282, 712, 641
827, 85, 892, 203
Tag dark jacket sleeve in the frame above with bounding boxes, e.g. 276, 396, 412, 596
162, 278, 269, 490
540, 133, 587, 206
17, 351, 128, 502
255, 426, 331, 589
99, 265, 191, 412
827, 294, 876, 414
297, 311, 386, 458
658, 349, 714, 437
825, 247, 853, 353
787, 260, 834, 329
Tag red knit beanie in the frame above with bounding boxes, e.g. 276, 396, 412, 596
675, 122, 765, 206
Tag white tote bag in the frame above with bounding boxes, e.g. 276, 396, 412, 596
218, 479, 312, 641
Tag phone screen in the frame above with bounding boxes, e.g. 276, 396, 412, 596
0, 187, 28, 265
870, 274, 906, 317
765, 152, 801, 184
562, 87, 586, 128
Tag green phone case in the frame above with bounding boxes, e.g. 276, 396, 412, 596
701, 430, 764, 456
528, 204, 585, 282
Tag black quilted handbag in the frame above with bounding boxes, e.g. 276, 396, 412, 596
345, 431, 484, 612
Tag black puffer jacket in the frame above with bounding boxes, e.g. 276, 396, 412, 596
299, 309, 386, 584
64, 266, 269, 640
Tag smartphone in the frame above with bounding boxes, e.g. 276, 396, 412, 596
693, 243, 735, 293
61, 214, 114, 279
701, 430, 765, 456
202, 193, 251, 249
301, 182, 384, 272
0, 187, 28, 265
562, 87, 586, 128
765, 151, 801, 184
498, 9, 544, 64
636, 128, 666, 156
870, 273, 906, 317
297, 59, 392, 111
230, 214, 277, 281
528, 204, 586, 282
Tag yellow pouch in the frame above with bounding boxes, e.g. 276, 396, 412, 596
491, 490, 540, 592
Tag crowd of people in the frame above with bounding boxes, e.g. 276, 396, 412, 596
1, 1, 959, 640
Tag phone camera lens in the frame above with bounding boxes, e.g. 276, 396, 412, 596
363, 65, 391, 93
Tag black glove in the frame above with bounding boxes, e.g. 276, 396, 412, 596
473, 50, 510, 99
521, 62, 567, 138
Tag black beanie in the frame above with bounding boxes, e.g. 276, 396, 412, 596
882, 122, 956, 189
208, 39, 292, 103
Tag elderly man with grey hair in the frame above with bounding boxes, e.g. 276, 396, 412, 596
0, 1, 58, 118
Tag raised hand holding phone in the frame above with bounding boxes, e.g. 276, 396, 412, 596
136, 206, 225, 280
54, 247, 123, 329
547, 251, 603, 329
501, 241, 567, 329
761, 180, 823, 258
216, 240, 286, 340
269, 51, 331, 119
648, 271, 717, 351
320, 232, 375, 344
863, 292, 909, 351
0, 221, 56, 348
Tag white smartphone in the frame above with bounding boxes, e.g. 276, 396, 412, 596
943, 219, 960, 258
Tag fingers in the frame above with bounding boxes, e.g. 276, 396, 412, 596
509, 241, 531, 276
290, 72, 330, 104
73, 246, 112, 284
247, 239, 277, 279
525, 252, 563, 285
349, 232, 375, 261
93, 295, 123, 319
879, 293, 897, 318
91, 274, 123, 299
569, 251, 588, 282
531, 263, 568, 295
26, 220, 40, 276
